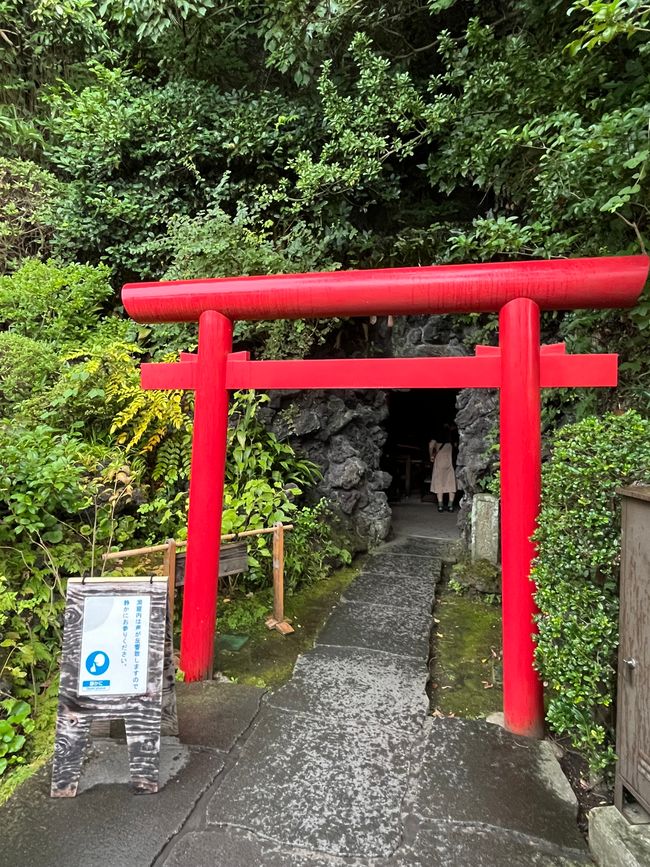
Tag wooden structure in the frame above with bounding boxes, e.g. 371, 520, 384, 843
122, 254, 650, 738
102, 522, 294, 634
616, 485, 650, 816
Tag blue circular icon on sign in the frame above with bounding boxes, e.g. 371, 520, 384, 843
85, 651, 110, 675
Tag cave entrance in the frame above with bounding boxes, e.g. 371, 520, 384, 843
382, 389, 461, 538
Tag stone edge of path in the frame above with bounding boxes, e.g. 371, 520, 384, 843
588, 805, 650, 867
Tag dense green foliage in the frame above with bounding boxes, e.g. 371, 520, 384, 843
533, 411, 650, 773
1, 0, 650, 779
0, 261, 342, 775
0, 700, 33, 776
2, 0, 649, 366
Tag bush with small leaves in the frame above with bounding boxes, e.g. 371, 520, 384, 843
0, 333, 59, 415
533, 411, 650, 775
0, 158, 59, 272
0, 259, 113, 345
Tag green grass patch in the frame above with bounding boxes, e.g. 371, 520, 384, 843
215, 565, 359, 688
430, 590, 502, 719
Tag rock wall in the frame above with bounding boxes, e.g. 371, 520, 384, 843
260, 390, 393, 553
455, 388, 499, 542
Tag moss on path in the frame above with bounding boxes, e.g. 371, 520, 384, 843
430, 591, 503, 719
214, 566, 359, 688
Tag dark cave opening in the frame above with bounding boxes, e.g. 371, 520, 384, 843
381, 389, 460, 504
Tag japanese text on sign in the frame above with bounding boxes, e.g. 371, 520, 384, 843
77, 595, 151, 696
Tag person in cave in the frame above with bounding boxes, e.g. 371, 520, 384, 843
429, 429, 457, 512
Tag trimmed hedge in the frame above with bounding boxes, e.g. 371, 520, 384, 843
533, 411, 650, 774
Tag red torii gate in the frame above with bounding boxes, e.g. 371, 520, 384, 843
123, 255, 649, 739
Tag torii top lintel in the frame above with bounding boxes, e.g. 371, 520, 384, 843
122, 255, 649, 323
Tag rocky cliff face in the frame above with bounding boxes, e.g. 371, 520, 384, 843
259, 314, 500, 552
260, 389, 393, 554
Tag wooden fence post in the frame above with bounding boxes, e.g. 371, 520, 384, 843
266, 523, 294, 635
273, 522, 284, 623
163, 539, 177, 624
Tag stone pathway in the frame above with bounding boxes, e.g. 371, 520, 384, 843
1, 538, 592, 867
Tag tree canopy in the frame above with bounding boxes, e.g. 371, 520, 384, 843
2, 0, 648, 384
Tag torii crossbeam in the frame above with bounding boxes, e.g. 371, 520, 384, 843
123, 254, 649, 738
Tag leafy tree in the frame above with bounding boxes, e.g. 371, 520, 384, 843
568, 0, 650, 53
0, 158, 58, 270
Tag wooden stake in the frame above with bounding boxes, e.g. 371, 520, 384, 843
266, 522, 294, 635
274, 522, 284, 622
164, 539, 177, 624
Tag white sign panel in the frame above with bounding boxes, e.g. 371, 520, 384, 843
78, 595, 151, 696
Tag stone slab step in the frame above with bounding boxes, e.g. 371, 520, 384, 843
266, 644, 429, 733
175, 681, 265, 752
385, 537, 456, 558
393, 825, 592, 867
403, 717, 589, 860
206, 708, 414, 858
164, 815, 589, 867
342, 568, 438, 611
362, 552, 440, 578
316, 600, 432, 659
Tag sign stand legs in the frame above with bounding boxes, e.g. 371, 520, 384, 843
161, 605, 178, 737
51, 714, 93, 798
499, 298, 545, 738
124, 715, 163, 793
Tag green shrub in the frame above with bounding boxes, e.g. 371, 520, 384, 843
161, 203, 340, 359
0, 259, 113, 344
0, 424, 137, 699
0, 333, 59, 415
0, 699, 34, 777
533, 411, 650, 774
284, 500, 352, 592
0, 158, 58, 273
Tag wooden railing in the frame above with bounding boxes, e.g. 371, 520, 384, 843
102, 522, 294, 635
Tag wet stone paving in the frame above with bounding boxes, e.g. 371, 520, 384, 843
1, 538, 592, 867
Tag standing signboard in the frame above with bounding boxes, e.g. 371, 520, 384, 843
51, 575, 177, 798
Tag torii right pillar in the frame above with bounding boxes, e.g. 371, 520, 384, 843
500, 297, 544, 737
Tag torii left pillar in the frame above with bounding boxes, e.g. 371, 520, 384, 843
181, 311, 232, 680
